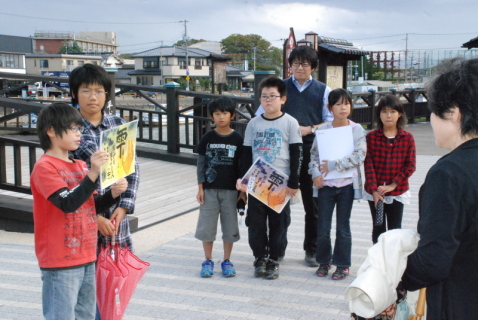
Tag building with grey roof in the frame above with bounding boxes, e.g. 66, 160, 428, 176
131, 46, 230, 89
0, 34, 33, 73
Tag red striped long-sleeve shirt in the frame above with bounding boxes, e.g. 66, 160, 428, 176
364, 128, 416, 196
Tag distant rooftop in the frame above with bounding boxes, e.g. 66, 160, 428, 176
318, 36, 369, 56
462, 36, 478, 49
0, 34, 33, 54
133, 46, 230, 61
189, 41, 222, 54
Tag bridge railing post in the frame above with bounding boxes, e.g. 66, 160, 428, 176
165, 81, 180, 154
105, 67, 118, 114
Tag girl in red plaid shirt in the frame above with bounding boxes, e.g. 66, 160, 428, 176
363, 95, 416, 244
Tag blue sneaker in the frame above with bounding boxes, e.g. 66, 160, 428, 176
200, 260, 214, 277
221, 259, 236, 277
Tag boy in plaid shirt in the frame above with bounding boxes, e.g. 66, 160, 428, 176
69, 64, 139, 252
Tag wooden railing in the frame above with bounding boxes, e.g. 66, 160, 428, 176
0, 136, 41, 193
0, 71, 430, 195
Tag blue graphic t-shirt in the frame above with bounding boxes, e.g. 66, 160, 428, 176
244, 113, 302, 176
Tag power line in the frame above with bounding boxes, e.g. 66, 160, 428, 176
348, 34, 404, 41
0, 11, 182, 25
349, 32, 478, 41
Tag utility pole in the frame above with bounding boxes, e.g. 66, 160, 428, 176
405, 33, 408, 83
253, 47, 256, 71
160, 40, 163, 86
182, 20, 190, 91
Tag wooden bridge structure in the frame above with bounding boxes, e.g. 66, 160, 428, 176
0, 71, 430, 231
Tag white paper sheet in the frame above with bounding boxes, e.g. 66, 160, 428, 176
315, 126, 356, 180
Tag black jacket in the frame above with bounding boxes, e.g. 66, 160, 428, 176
402, 138, 478, 319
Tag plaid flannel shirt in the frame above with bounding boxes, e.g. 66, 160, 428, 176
70, 113, 140, 252
364, 128, 416, 196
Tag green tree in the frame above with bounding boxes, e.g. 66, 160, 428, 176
221, 34, 282, 75
174, 38, 207, 47
119, 53, 133, 59
57, 41, 83, 54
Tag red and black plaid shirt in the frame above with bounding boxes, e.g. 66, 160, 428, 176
364, 128, 416, 196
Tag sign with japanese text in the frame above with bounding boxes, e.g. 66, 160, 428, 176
240, 157, 290, 213
99, 120, 138, 189
284, 28, 296, 79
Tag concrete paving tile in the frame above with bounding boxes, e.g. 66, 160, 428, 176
0, 152, 441, 319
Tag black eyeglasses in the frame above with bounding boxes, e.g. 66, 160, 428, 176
260, 95, 281, 101
291, 61, 311, 68
69, 125, 83, 133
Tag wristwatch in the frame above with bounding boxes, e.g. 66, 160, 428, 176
311, 125, 317, 134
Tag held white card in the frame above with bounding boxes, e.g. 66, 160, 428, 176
315, 126, 356, 180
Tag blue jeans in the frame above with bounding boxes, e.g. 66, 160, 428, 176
315, 185, 354, 267
41, 262, 96, 320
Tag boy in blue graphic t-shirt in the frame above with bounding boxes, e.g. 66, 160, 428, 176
195, 97, 245, 278
237, 76, 303, 280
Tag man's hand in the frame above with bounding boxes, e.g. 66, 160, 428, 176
111, 178, 128, 198
299, 125, 312, 136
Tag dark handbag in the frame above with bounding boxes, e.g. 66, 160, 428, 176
351, 288, 408, 320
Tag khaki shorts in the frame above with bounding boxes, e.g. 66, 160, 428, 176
195, 189, 240, 243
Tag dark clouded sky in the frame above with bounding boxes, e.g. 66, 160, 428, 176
1, 0, 477, 54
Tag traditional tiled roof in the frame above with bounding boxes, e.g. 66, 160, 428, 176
226, 65, 253, 78
462, 36, 478, 49
127, 69, 161, 75
0, 34, 33, 54
133, 46, 230, 61
116, 68, 132, 79
317, 36, 369, 55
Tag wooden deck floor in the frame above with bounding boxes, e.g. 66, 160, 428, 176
1, 147, 199, 229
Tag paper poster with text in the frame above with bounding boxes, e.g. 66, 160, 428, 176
99, 120, 138, 189
240, 157, 290, 213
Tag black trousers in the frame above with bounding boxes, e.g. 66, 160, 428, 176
247, 196, 291, 261
368, 200, 404, 244
300, 146, 318, 253
277, 145, 317, 257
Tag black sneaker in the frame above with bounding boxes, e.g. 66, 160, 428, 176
253, 258, 267, 277
315, 263, 331, 277
332, 267, 349, 280
265, 259, 279, 280
305, 251, 319, 267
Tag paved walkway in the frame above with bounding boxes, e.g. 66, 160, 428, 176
0, 122, 443, 319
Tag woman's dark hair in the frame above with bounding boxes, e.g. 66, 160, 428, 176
208, 96, 236, 117
69, 64, 111, 112
376, 94, 407, 130
327, 88, 354, 116
288, 46, 318, 70
259, 76, 287, 97
37, 103, 83, 151
427, 57, 478, 137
